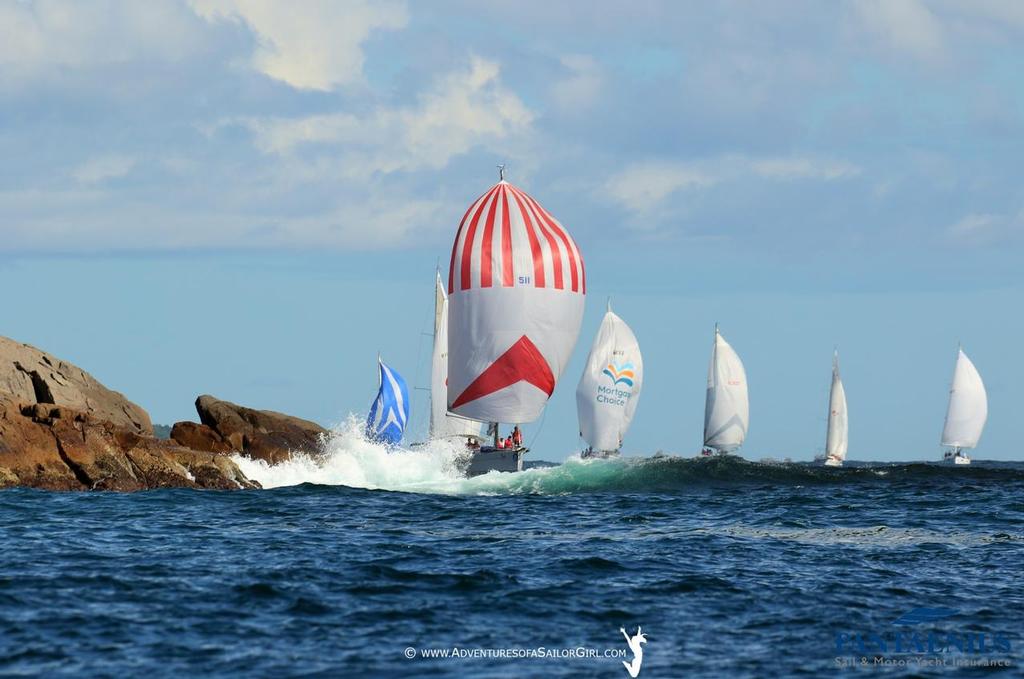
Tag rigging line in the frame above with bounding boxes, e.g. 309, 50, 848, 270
526, 408, 548, 449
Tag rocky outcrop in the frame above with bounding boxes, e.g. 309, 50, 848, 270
0, 336, 260, 491
170, 421, 233, 454
182, 395, 327, 464
1, 336, 152, 435
0, 397, 258, 491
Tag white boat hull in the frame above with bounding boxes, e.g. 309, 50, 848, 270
943, 450, 971, 465
464, 447, 527, 476
581, 448, 619, 460
823, 457, 842, 467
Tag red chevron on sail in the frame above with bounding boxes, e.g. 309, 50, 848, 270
451, 335, 555, 409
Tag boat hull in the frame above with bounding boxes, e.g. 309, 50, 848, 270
823, 458, 842, 467
581, 449, 619, 460
465, 447, 527, 476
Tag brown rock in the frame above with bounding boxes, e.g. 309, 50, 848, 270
194, 395, 326, 463
1, 336, 152, 435
0, 395, 259, 491
170, 421, 232, 454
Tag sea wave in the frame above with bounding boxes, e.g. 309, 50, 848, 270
233, 417, 1024, 495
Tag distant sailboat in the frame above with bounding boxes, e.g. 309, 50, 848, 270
576, 301, 643, 458
366, 356, 410, 445
941, 346, 987, 465
820, 351, 848, 467
702, 325, 748, 456
447, 169, 586, 474
429, 271, 482, 442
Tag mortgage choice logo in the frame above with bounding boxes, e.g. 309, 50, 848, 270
835, 607, 1015, 669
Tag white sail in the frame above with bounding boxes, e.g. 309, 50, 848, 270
825, 352, 848, 462
447, 180, 585, 423
430, 272, 481, 440
941, 347, 987, 449
576, 304, 643, 452
703, 326, 749, 452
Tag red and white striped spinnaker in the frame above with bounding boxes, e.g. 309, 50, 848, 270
447, 178, 586, 423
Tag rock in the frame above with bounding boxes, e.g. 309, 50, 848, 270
170, 421, 232, 454
0, 336, 152, 436
0, 396, 259, 491
194, 395, 326, 464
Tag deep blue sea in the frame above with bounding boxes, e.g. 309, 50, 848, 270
1, 446, 1022, 677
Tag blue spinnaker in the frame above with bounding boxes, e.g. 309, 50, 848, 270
366, 357, 410, 445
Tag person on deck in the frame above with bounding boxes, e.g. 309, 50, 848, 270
504, 436, 513, 449
512, 426, 522, 447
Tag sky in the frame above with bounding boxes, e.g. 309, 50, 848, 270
1, 0, 1022, 461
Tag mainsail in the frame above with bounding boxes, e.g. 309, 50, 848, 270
825, 351, 848, 463
576, 303, 643, 452
703, 326, 749, 452
447, 178, 585, 424
941, 347, 987, 449
430, 272, 481, 440
366, 356, 410, 445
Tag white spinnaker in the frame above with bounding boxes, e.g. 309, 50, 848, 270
941, 348, 987, 449
703, 328, 749, 452
430, 273, 481, 440
576, 307, 643, 452
825, 353, 848, 462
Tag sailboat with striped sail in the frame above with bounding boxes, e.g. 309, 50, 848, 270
941, 345, 987, 465
447, 168, 585, 475
701, 324, 749, 456
576, 301, 643, 458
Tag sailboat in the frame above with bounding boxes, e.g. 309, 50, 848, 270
941, 345, 987, 465
366, 356, 410, 445
447, 168, 585, 475
701, 325, 748, 456
816, 350, 848, 467
576, 301, 643, 458
429, 271, 482, 444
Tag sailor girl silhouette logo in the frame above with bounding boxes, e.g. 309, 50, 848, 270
603, 362, 636, 388
620, 626, 647, 677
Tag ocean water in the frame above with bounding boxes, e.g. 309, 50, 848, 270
1, 424, 1021, 677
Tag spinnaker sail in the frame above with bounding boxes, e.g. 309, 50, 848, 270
447, 178, 585, 424
366, 356, 410, 445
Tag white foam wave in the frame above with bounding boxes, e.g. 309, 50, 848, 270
230, 416, 626, 495
232, 415, 474, 492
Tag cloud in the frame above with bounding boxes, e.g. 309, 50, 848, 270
189, 0, 407, 91
947, 211, 1023, 245
72, 155, 137, 184
604, 161, 717, 215
605, 155, 861, 216
852, 0, 946, 63
0, 0, 204, 78
237, 57, 534, 174
749, 157, 861, 181
549, 54, 604, 115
